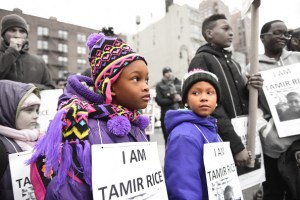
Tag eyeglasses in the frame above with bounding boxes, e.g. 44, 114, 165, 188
261, 31, 292, 40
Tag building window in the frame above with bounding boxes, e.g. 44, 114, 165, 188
77, 34, 86, 42
77, 58, 87, 65
41, 55, 48, 64
58, 56, 68, 65
37, 40, 48, 50
77, 46, 86, 55
37, 26, 49, 36
58, 43, 68, 53
58, 30, 68, 40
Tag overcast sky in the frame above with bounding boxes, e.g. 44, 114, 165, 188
1, 0, 300, 35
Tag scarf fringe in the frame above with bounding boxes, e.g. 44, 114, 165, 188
82, 140, 92, 186
57, 140, 73, 189
27, 109, 65, 174
28, 96, 150, 190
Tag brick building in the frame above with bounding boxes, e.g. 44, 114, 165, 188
0, 8, 98, 81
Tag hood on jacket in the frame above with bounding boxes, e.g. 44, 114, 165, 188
259, 49, 299, 64
58, 74, 103, 108
0, 80, 36, 128
165, 109, 217, 135
195, 43, 232, 58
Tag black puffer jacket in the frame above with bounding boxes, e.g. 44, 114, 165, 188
188, 43, 248, 155
155, 77, 182, 115
0, 39, 55, 90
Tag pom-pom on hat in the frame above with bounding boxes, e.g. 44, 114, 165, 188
86, 33, 147, 104
1, 14, 28, 36
182, 69, 221, 104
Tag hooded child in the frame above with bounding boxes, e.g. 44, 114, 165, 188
28, 32, 150, 200
0, 79, 41, 200
164, 69, 222, 200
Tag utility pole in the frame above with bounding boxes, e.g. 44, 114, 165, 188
136, 16, 140, 52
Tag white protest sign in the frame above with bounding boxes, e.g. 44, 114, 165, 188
231, 116, 265, 189
9, 151, 36, 200
38, 89, 63, 133
142, 102, 155, 135
92, 142, 168, 200
142, 89, 156, 135
260, 63, 300, 137
204, 142, 243, 200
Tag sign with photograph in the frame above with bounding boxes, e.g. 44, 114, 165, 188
9, 151, 36, 200
92, 142, 168, 200
204, 142, 244, 200
260, 63, 300, 137
231, 116, 265, 189
141, 89, 156, 135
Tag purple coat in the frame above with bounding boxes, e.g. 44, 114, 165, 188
41, 75, 148, 200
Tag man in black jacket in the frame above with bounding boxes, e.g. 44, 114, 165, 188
155, 67, 182, 144
0, 14, 55, 90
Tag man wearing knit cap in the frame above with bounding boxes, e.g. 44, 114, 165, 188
0, 14, 54, 90
155, 66, 183, 145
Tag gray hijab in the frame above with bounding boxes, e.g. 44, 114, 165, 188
0, 80, 37, 128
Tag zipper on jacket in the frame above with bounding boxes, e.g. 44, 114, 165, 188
212, 55, 237, 117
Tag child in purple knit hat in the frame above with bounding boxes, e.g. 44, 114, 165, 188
28, 32, 151, 200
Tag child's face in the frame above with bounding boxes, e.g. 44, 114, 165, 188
208, 19, 233, 48
16, 104, 40, 130
186, 81, 217, 117
287, 95, 300, 111
56, 80, 67, 89
111, 60, 150, 110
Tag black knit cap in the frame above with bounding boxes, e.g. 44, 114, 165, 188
182, 69, 221, 104
162, 66, 172, 75
1, 14, 28, 36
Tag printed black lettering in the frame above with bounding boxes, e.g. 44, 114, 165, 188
122, 151, 126, 164
98, 186, 108, 200
24, 177, 31, 187
130, 149, 147, 163
109, 184, 119, 199
16, 178, 22, 188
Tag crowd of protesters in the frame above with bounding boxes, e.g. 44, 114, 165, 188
1, 10, 300, 200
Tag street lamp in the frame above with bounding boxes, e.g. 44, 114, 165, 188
136, 16, 140, 52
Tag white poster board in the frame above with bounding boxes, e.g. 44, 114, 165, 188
231, 116, 265, 190
92, 142, 168, 200
142, 89, 156, 135
260, 63, 300, 137
9, 151, 36, 200
204, 142, 243, 200
37, 89, 63, 133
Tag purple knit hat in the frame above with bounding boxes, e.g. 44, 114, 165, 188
86, 33, 147, 104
